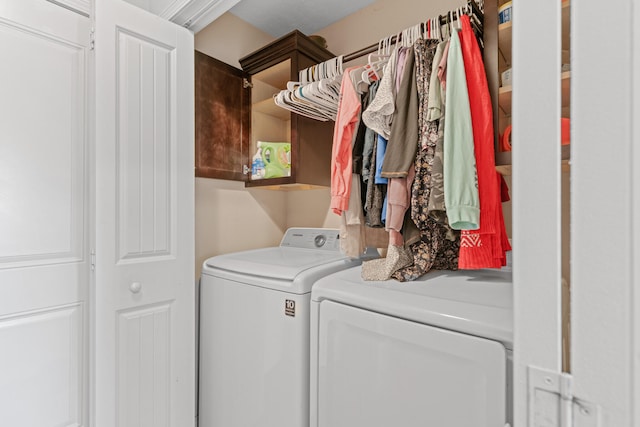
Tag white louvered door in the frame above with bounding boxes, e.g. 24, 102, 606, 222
94, 1, 195, 426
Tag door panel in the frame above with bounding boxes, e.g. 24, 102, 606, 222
0, 1, 90, 426
0, 304, 83, 426
116, 29, 173, 260
0, 4, 86, 269
118, 303, 171, 427
94, 1, 194, 426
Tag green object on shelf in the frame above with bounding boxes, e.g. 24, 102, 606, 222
259, 141, 291, 179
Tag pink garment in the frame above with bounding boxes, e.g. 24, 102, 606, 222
395, 47, 409, 92
330, 67, 362, 215
437, 40, 450, 90
385, 165, 416, 235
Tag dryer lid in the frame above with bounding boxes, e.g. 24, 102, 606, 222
311, 266, 514, 349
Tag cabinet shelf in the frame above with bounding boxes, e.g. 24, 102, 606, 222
498, 71, 571, 116
240, 30, 336, 189
253, 97, 291, 120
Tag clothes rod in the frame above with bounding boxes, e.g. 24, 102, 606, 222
342, 1, 483, 63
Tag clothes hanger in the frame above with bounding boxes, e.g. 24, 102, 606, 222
364, 52, 388, 82
431, 17, 437, 40
413, 23, 421, 43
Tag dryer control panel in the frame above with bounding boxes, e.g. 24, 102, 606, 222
279, 228, 340, 251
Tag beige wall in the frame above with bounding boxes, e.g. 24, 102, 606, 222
315, 0, 465, 60
194, 13, 339, 279
194, 0, 469, 279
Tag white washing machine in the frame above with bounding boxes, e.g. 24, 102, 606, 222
199, 228, 370, 427
310, 265, 513, 427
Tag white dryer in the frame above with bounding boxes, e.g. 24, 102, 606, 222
310, 266, 513, 427
199, 228, 370, 427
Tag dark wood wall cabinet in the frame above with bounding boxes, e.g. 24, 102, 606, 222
195, 51, 250, 181
195, 30, 336, 189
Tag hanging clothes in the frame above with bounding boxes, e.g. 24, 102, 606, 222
391, 216, 461, 282
426, 41, 451, 222
443, 28, 480, 231
392, 37, 460, 282
457, 14, 511, 269
325, 6, 509, 280
410, 38, 440, 230
381, 47, 418, 178
330, 66, 363, 216
382, 46, 418, 247
361, 81, 380, 182
340, 172, 389, 257
426, 41, 448, 123
364, 134, 387, 228
362, 47, 400, 139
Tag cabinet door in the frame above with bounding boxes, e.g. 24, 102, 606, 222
0, 2, 90, 426
195, 51, 251, 181
94, 1, 195, 426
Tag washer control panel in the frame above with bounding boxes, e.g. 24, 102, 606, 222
279, 228, 340, 251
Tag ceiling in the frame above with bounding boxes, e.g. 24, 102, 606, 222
228, 0, 376, 38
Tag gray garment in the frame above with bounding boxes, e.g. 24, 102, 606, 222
380, 47, 418, 178
427, 112, 447, 219
364, 135, 386, 228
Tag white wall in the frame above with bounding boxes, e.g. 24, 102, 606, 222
193, 0, 467, 279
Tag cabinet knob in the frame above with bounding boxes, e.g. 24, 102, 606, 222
129, 282, 142, 294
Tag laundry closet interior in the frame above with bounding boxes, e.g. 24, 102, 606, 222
194, 0, 571, 358
194, 0, 571, 288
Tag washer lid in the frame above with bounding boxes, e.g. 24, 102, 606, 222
311, 266, 513, 349
206, 247, 349, 280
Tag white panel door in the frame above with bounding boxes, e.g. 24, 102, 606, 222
94, 1, 195, 426
0, 1, 90, 426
